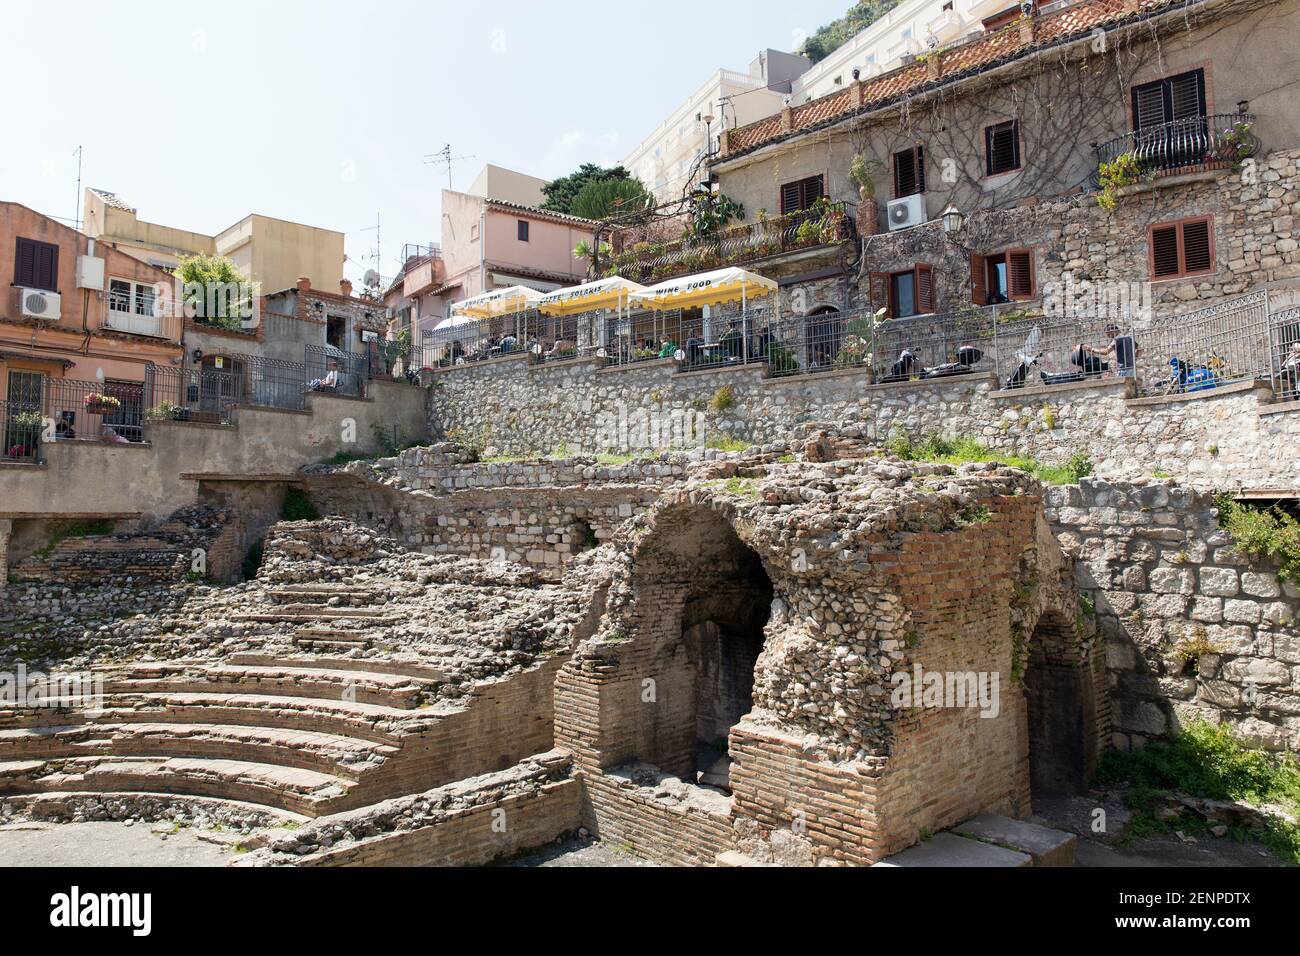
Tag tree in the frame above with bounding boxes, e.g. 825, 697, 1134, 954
541, 163, 645, 215
570, 177, 652, 221
175, 254, 259, 330
799, 0, 904, 64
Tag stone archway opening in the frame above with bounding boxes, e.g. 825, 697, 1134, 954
628, 504, 774, 793
1025, 609, 1100, 796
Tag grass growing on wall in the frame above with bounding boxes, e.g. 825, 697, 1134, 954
1095, 721, 1300, 862
1216, 496, 1300, 583
884, 429, 1092, 486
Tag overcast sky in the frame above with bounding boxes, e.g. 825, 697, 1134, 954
1, 0, 848, 284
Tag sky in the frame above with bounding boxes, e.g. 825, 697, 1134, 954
0, 0, 849, 285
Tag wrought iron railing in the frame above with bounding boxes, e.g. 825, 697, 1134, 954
606, 201, 856, 284
1271, 305, 1300, 403
305, 345, 368, 398
1093, 113, 1258, 184
1, 400, 42, 461
144, 365, 241, 425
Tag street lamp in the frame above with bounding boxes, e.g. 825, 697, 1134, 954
941, 204, 965, 235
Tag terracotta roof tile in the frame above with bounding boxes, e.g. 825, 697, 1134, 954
720, 0, 1185, 158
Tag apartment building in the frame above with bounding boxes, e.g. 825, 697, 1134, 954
82, 188, 346, 295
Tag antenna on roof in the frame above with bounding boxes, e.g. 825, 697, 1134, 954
360, 212, 382, 284
72, 145, 83, 232
424, 144, 476, 190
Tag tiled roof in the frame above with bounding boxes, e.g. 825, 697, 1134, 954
88, 188, 135, 212
722, 0, 1186, 157
484, 198, 599, 228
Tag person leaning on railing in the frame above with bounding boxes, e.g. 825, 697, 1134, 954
1079, 323, 1138, 379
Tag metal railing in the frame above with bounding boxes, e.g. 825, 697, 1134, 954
305, 345, 368, 398
873, 308, 999, 383
1134, 291, 1272, 397
1271, 305, 1300, 403
144, 364, 241, 425
1, 400, 42, 461
606, 201, 856, 284
1093, 113, 1259, 183
243, 354, 309, 410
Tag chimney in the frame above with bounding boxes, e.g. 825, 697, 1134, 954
340, 278, 353, 298
296, 276, 311, 293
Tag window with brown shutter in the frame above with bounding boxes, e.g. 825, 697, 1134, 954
1006, 249, 1034, 300
878, 264, 935, 319
1148, 217, 1215, 279
915, 263, 935, 314
893, 146, 925, 198
970, 254, 988, 305
779, 175, 825, 214
1132, 69, 1206, 130
14, 238, 59, 292
984, 120, 1021, 176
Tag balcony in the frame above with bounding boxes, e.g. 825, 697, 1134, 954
1093, 113, 1259, 186
606, 201, 856, 284
399, 243, 444, 297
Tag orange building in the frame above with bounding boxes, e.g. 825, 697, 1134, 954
1, 202, 182, 456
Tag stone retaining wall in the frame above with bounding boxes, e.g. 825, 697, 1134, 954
1046, 479, 1300, 750
428, 357, 1300, 492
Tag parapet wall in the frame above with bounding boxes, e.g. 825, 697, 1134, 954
428, 357, 1300, 492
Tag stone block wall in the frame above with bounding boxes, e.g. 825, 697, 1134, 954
428, 354, 1300, 492
1045, 479, 1300, 750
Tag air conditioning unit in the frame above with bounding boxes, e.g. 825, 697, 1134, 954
886, 195, 926, 231
19, 288, 61, 321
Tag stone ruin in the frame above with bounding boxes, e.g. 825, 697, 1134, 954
0, 433, 1127, 866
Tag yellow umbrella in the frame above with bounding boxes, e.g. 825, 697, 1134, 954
450, 284, 546, 319
537, 276, 646, 317
627, 267, 777, 312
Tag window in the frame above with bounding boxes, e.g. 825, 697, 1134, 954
970, 249, 1035, 303
6, 369, 44, 406
1148, 217, 1214, 279
1132, 69, 1206, 130
106, 278, 162, 335
14, 238, 59, 291
517, 220, 529, 242
893, 146, 926, 198
779, 175, 825, 214
870, 264, 934, 318
326, 315, 347, 349
984, 120, 1021, 176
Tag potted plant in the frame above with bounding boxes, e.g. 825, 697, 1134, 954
1096, 152, 1144, 211
84, 392, 122, 416
850, 154, 883, 236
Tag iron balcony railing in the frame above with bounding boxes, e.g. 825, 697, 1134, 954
1272, 305, 1300, 403
1, 400, 42, 461
606, 201, 856, 284
1093, 113, 1259, 184
144, 364, 241, 425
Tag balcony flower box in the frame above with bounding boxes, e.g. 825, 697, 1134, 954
84, 393, 122, 416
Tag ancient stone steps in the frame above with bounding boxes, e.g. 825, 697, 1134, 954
91, 662, 432, 709
872, 814, 1079, 867
292, 628, 373, 652
0, 722, 398, 782
0, 693, 421, 744
3, 790, 313, 829
226, 653, 447, 683
0, 756, 357, 817
231, 610, 403, 626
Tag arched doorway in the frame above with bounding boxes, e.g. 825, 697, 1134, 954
1025, 609, 1100, 795
806, 305, 841, 371
627, 504, 774, 792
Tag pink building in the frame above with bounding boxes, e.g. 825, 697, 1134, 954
387, 166, 597, 344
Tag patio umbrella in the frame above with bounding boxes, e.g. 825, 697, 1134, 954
538, 276, 647, 356
629, 267, 778, 363
450, 284, 547, 348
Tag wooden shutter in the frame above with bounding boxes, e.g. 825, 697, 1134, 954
1181, 219, 1212, 273
779, 175, 824, 214
893, 147, 925, 198
1132, 81, 1167, 129
14, 238, 58, 291
1169, 70, 1205, 121
915, 264, 935, 314
985, 121, 1020, 175
1133, 69, 1205, 128
868, 272, 891, 318
970, 254, 987, 305
1150, 224, 1181, 278
1007, 249, 1034, 299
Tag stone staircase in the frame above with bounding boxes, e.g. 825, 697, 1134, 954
230, 584, 403, 651
871, 813, 1079, 867
0, 655, 449, 819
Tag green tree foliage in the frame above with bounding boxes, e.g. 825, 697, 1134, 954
541, 163, 644, 215
570, 177, 652, 221
799, 0, 905, 64
175, 253, 259, 330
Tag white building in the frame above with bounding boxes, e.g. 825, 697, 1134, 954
624, 51, 810, 204
622, 0, 1021, 200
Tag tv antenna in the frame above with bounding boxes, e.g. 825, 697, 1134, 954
359, 213, 382, 285
424, 144, 475, 190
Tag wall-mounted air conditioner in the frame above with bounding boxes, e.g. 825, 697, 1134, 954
19, 288, 61, 321
886, 195, 926, 231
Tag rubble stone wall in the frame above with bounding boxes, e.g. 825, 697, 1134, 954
428, 356, 1300, 491
1046, 479, 1300, 751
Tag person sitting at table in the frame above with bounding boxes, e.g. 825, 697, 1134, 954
658, 337, 678, 359
310, 360, 341, 391
548, 338, 574, 357
719, 321, 743, 361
